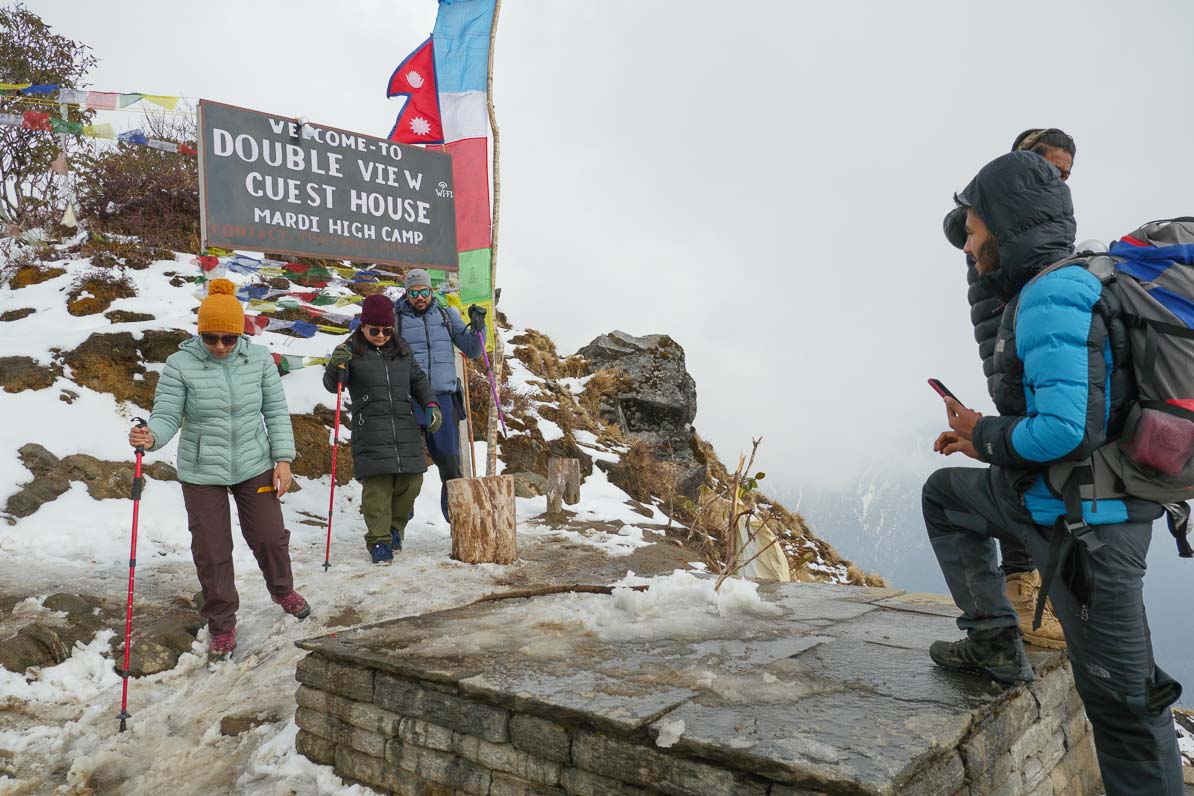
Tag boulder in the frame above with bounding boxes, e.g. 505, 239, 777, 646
0, 356, 57, 393
577, 331, 706, 498
4, 444, 178, 518
137, 328, 190, 362
0, 308, 36, 322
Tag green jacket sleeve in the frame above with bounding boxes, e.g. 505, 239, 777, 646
260, 356, 296, 462
146, 358, 185, 452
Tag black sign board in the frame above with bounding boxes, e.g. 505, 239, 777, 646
198, 100, 458, 269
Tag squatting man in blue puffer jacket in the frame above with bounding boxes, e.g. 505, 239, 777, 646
923, 152, 1184, 795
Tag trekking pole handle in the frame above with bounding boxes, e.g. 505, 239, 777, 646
131, 417, 148, 454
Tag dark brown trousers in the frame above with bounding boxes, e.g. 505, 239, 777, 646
180, 469, 294, 634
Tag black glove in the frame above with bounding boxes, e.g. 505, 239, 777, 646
467, 304, 487, 336
943, 205, 967, 251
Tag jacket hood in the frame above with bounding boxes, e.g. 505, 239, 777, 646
955, 151, 1075, 300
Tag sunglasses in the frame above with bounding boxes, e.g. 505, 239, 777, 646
363, 325, 393, 337
407, 288, 433, 298
201, 333, 239, 347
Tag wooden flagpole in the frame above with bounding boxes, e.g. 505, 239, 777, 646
484, 0, 503, 477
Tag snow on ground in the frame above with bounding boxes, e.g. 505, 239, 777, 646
0, 252, 704, 794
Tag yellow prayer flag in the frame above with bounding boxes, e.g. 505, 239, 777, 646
61, 205, 78, 228
0, 82, 32, 90
142, 95, 180, 111
83, 123, 115, 140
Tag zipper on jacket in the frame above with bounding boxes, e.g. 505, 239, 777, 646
380, 349, 402, 471
422, 312, 433, 376
225, 357, 235, 481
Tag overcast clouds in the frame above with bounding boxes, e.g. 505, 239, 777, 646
31, 0, 1194, 488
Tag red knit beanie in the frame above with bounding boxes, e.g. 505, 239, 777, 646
359, 294, 395, 327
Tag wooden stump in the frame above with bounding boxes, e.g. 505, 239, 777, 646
447, 475, 516, 564
546, 457, 581, 517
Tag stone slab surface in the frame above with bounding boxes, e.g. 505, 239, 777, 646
298, 579, 1066, 793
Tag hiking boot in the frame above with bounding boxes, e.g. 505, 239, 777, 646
208, 628, 236, 661
273, 591, 311, 620
370, 542, 393, 566
390, 527, 403, 553
1005, 571, 1066, 650
930, 627, 1035, 685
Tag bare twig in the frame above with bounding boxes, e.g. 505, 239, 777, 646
471, 583, 649, 604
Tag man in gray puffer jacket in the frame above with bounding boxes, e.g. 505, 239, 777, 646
940, 128, 1077, 649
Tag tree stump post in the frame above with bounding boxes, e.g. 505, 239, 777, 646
546, 457, 581, 519
447, 475, 516, 564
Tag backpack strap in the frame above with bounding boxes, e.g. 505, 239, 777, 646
1164, 503, 1193, 558
1033, 464, 1104, 630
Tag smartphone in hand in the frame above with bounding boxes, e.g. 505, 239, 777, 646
928, 378, 959, 402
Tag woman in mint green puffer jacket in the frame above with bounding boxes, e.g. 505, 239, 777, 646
146, 335, 296, 484
129, 278, 309, 661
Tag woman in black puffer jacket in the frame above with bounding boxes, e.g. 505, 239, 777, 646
324, 294, 441, 565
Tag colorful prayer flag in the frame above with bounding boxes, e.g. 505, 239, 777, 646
118, 128, 148, 145
117, 93, 144, 108
83, 123, 115, 140
433, 0, 496, 142
143, 95, 180, 111
21, 84, 58, 95
387, 36, 444, 145
85, 91, 119, 111
58, 89, 87, 105
22, 111, 51, 131
50, 117, 83, 135
0, 82, 32, 90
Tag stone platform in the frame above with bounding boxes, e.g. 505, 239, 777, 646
293, 580, 1100, 796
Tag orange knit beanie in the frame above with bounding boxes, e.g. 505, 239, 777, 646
198, 278, 244, 335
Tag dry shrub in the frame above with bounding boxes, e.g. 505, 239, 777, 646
77, 236, 172, 271
67, 267, 136, 316
577, 367, 628, 421
1, 239, 64, 288
558, 355, 588, 379
509, 329, 561, 380
75, 111, 199, 252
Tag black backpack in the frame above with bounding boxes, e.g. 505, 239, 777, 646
1026, 218, 1194, 628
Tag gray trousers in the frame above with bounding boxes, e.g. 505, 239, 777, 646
922, 466, 1184, 796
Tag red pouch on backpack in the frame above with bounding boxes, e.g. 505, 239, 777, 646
1120, 407, 1194, 476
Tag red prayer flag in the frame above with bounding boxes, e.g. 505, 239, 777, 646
387, 36, 444, 145
443, 137, 491, 251
196, 255, 220, 272
244, 315, 269, 336
22, 110, 51, 132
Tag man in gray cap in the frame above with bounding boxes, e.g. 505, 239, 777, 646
395, 268, 486, 525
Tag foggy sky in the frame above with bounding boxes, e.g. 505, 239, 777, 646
31, 0, 1194, 489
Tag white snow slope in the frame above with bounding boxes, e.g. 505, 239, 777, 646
0, 251, 692, 795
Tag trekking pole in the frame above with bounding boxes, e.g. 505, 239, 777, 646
118, 417, 147, 734
323, 367, 346, 572
477, 331, 507, 435
461, 354, 477, 478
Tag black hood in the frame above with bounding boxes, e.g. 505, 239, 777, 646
953, 151, 1075, 301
